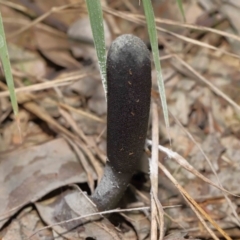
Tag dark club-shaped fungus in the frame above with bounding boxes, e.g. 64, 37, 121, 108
91, 34, 151, 211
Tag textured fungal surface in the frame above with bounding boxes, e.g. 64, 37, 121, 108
107, 34, 151, 173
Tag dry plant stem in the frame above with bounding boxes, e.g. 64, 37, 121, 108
0, 73, 88, 98
103, 7, 240, 60
0, 82, 103, 183
181, 192, 219, 240
19, 0, 68, 32
146, 141, 232, 240
62, 127, 95, 193
59, 102, 104, 123
173, 55, 240, 113
147, 139, 238, 197
3, 17, 65, 37
170, 112, 240, 226
29, 206, 150, 239
150, 101, 163, 240
157, 161, 231, 240
101, 0, 121, 35
0, 82, 75, 140
7, 2, 79, 39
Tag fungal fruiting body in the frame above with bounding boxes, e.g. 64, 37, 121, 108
91, 34, 151, 211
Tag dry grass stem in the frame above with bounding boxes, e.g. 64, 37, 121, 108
157, 161, 232, 240
7, 2, 80, 39
170, 112, 240, 226
0, 73, 88, 98
174, 55, 240, 113
150, 102, 164, 240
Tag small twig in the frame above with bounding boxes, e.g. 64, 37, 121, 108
0, 73, 87, 98
29, 206, 150, 239
150, 102, 159, 240
7, 2, 79, 39
147, 140, 232, 240
174, 55, 240, 113
63, 134, 95, 194
170, 111, 240, 226
103, 7, 240, 60
147, 140, 239, 197
59, 102, 105, 123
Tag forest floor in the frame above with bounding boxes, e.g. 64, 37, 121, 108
0, 0, 240, 239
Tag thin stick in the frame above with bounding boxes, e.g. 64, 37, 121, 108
174, 55, 240, 113
147, 140, 232, 240
103, 7, 240, 60
150, 102, 164, 240
29, 206, 150, 239
0, 73, 87, 98
170, 112, 240, 226
157, 160, 231, 240
7, 2, 79, 39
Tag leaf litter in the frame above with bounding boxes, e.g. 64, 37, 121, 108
0, 0, 240, 239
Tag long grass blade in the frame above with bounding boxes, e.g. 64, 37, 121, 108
0, 12, 18, 116
176, 0, 186, 22
85, 0, 107, 99
142, 0, 170, 139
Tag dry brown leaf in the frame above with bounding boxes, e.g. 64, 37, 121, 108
164, 231, 200, 240
190, 134, 225, 172
184, 1, 203, 24
35, 29, 81, 69
35, 190, 122, 239
0, 138, 95, 228
2, 207, 53, 240
35, 0, 84, 26
88, 83, 107, 116
8, 43, 46, 77
121, 212, 150, 240
1, 110, 51, 151
65, 75, 98, 98
68, 16, 112, 62
221, 136, 240, 169
169, 91, 190, 125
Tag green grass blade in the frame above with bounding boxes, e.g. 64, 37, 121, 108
176, 0, 186, 22
85, 0, 107, 99
142, 0, 170, 136
0, 13, 18, 116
